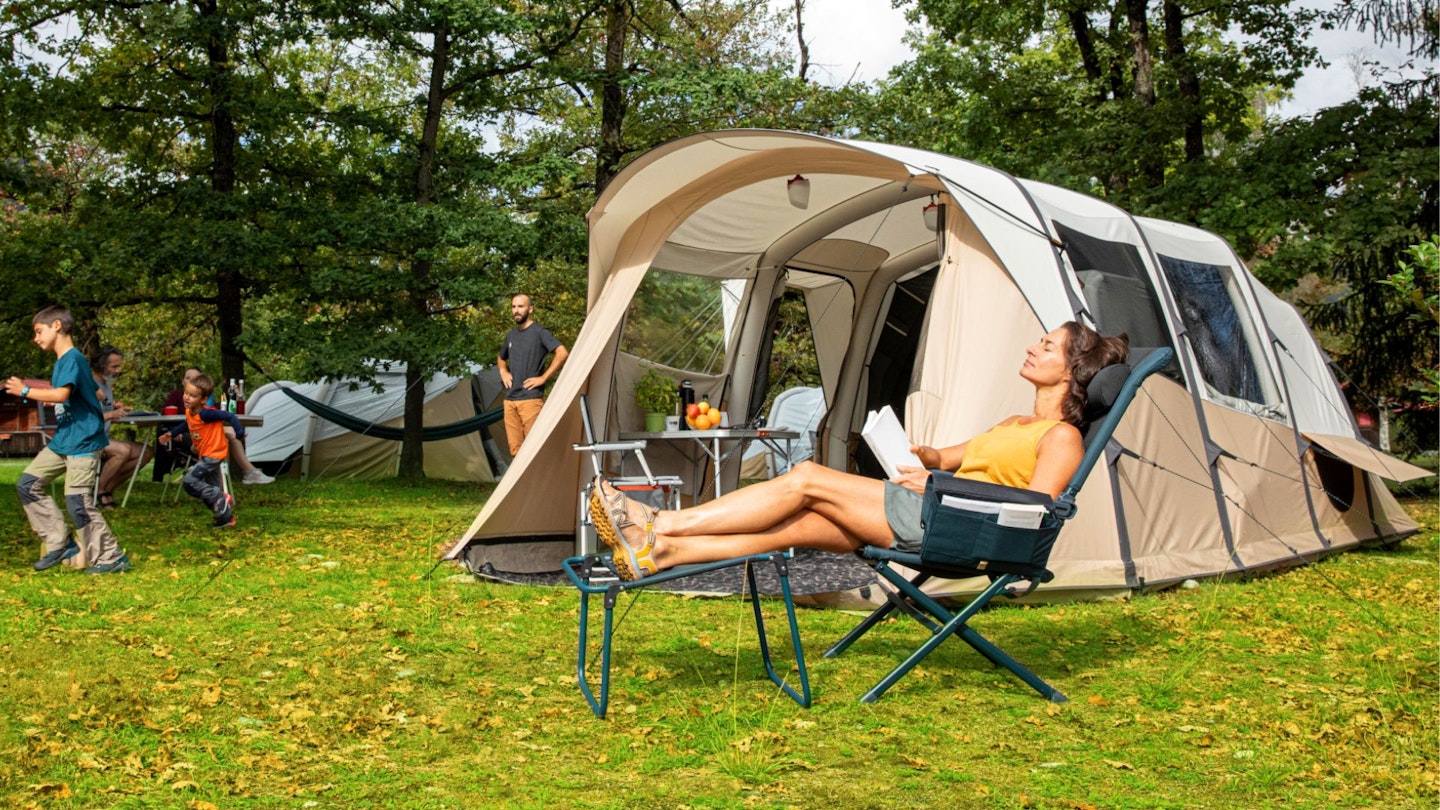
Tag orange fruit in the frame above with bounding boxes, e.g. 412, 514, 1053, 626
698, 401, 711, 414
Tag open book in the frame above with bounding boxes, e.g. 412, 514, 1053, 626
861, 406, 923, 479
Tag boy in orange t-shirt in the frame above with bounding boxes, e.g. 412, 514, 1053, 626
159, 373, 245, 527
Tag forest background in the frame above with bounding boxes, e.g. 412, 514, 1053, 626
0, 0, 1434, 477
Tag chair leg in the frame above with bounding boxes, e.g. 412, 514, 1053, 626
856, 572, 1066, 704
824, 569, 934, 658
574, 578, 619, 718
956, 624, 1067, 703
746, 554, 811, 708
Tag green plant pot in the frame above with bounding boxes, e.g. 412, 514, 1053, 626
644, 412, 667, 432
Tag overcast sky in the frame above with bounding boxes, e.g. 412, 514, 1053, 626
783, 0, 1425, 118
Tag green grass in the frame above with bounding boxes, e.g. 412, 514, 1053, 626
0, 458, 1435, 808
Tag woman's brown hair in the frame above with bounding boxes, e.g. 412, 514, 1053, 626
1058, 321, 1130, 427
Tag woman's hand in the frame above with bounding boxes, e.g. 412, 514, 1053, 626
910, 445, 941, 469
891, 465, 930, 494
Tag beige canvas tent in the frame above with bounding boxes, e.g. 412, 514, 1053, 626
443, 130, 1427, 597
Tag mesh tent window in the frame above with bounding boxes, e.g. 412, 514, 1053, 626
1055, 223, 1179, 376
1157, 254, 1274, 409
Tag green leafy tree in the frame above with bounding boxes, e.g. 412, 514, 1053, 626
1379, 236, 1439, 404
237, 1, 595, 477
0, 0, 332, 386
873, 0, 1324, 200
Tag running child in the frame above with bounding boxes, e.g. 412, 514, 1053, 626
159, 373, 245, 527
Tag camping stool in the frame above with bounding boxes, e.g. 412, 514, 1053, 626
562, 551, 811, 718
824, 348, 1173, 704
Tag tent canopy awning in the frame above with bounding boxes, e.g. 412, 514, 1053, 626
1304, 432, 1435, 482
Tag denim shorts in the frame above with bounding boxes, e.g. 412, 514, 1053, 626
883, 481, 925, 552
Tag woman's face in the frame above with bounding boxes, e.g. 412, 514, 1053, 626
1020, 327, 1072, 387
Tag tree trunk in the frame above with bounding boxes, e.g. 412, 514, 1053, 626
1163, 0, 1203, 162
1066, 9, 1106, 100
596, 0, 628, 195
398, 26, 453, 479
201, 0, 245, 387
794, 0, 810, 82
1125, 0, 1164, 186
1126, 0, 1155, 106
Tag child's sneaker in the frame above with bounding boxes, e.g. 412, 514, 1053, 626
241, 469, 274, 485
213, 492, 236, 528
34, 539, 81, 571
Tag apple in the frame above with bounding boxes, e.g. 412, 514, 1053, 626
686, 403, 701, 418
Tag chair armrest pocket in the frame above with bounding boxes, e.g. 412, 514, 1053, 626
920, 475, 1061, 573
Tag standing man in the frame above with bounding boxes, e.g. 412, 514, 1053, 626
498, 293, 568, 456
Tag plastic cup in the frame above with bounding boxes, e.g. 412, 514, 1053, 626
163, 406, 180, 415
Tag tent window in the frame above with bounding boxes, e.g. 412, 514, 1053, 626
1054, 223, 1178, 373
621, 271, 735, 376
1158, 255, 1272, 408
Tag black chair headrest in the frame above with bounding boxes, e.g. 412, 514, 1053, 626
1081, 348, 1159, 441
1083, 364, 1130, 426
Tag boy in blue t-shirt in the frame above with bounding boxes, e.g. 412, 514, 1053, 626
3, 306, 128, 573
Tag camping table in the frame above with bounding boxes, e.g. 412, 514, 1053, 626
115, 413, 264, 507
618, 428, 798, 501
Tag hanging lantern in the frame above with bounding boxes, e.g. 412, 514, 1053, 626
787, 175, 811, 209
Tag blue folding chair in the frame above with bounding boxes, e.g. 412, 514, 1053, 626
824, 349, 1173, 703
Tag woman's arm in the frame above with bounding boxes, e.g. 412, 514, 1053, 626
1029, 423, 1084, 498
892, 440, 971, 493
911, 440, 969, 472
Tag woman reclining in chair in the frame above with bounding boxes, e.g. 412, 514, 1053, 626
591, 321, 1128, 581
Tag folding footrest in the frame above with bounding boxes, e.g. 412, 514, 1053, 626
562, 551, 811, 718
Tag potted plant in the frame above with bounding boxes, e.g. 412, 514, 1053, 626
633, 367, 677, 432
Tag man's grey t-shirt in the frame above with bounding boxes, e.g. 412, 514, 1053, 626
500, 323, 563, 401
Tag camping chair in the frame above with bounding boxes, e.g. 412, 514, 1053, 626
562, 395, 811, 718
572, 394, 683, 556
824, 348, 1173, 703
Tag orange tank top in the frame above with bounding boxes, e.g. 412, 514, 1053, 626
954, 418, 1064, 490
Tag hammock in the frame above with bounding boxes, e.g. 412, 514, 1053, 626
276, 384, 503, 442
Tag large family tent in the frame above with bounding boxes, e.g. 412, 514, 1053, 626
444, 130, 1428, 597
246, 364, 501, 482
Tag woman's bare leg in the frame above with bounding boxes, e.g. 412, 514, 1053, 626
224, 426, 256, 475
653, 510, 879, 568
596, 462, 895, 571
618, 461, 890, 538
